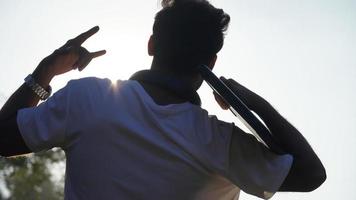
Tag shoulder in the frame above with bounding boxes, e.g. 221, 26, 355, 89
52, 77, 125, 106
65, 77, 125, 95
190, 106, 234, 143
193, 106, 232, 130
67, 77, 112, 90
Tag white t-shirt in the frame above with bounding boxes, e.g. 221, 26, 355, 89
17, 77, 293, 200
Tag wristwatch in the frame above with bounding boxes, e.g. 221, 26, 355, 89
24, 74, 52, 100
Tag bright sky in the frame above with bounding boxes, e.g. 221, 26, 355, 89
0, 0, 355, 199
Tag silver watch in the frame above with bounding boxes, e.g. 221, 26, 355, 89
24, 74, 52, 100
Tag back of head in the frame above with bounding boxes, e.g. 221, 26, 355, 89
152, 0, 230, 74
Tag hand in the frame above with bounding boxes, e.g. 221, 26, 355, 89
37, 26, 106, 77
213, 91, 230, 110
214, 77, 265, 111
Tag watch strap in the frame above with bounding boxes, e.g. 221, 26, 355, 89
24, 74, 52, 100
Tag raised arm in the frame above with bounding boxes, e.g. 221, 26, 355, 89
0, 26, 106, 157
218, 77, 326, 192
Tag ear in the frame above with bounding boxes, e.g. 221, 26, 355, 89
148, 35, 154, 56
208, 55, 217, 70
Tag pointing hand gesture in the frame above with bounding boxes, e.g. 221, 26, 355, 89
38, 26, 106, 76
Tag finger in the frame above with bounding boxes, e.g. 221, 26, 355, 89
220, 76, 243, 91
73, 26, 100, 45
90, 50, 106, 59
213, 91, 230, 110
73, 57, 85, 70
220, 76, 235, 90
77, 46, 90, 58
52, 45, 71, 56
220, 76, 232, 85
78, 58, 92, 72
220, 76, 245, 99
76, 49, 105, 71
222, 76, 247, 89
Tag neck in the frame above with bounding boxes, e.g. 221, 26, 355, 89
150, 59, 176, 74
130, 69, 202, 105
150, 59, 203, 90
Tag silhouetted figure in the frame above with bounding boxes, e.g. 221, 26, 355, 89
0, 0, 325, 199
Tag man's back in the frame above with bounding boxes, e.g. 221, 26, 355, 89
19, 77, 243, 199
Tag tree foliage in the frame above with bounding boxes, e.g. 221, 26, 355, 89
0, 148, 65, 200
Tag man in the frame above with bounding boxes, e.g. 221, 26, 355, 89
0, 0, 325, 199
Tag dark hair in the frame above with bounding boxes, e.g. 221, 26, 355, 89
152, 0, 230, 73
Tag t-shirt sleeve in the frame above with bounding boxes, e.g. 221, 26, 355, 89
191, 114, 235, 174
16, 81, 73, 152
224, 125, 293, 199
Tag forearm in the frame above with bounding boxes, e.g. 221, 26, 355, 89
0, 64, 54, 120
0, 64, 54, 156
252, 98, 326, 191
253, 99, 314, 157
220, 77, 324, 167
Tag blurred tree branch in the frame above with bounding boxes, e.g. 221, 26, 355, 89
0, 148, 65, 200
